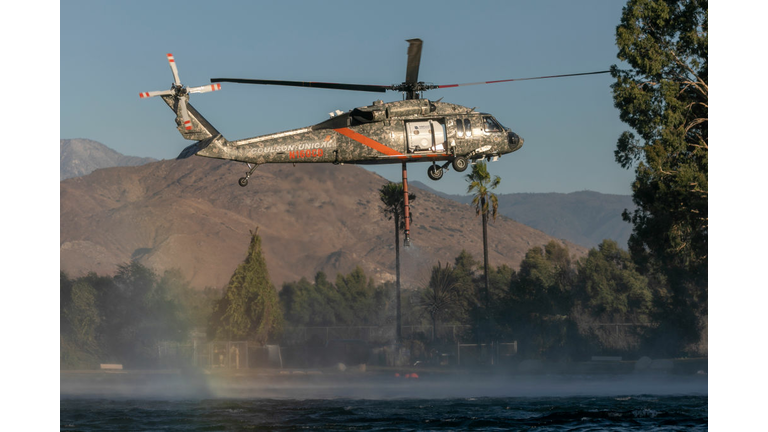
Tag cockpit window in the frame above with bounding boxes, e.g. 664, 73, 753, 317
455, 119, 464, 138
483, 116, 502, 133
464, 118, 472, 137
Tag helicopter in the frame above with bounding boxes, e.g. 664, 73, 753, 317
140, 39, 608, 245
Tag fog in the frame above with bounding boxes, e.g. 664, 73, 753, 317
60, 371, 706, 400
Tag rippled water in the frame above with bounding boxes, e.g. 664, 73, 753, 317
60, 373, 707, 430
60, 396, 707, 431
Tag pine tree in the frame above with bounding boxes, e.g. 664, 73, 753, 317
209, 229, 283, 344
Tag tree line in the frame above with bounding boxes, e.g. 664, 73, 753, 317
60, 231, 701, 369
277, 239, 700, 361
60, 263, 218, 369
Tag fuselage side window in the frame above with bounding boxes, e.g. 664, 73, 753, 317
456, 118, 464, 138
464, 118, 472, 138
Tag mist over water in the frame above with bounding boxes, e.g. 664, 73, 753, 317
61, 371, 706, 401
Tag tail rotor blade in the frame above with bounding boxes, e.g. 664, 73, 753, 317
139, 89, 173, 99
167, 53, 181, 85
188, 83, 222, 94
178, 99, 192, 130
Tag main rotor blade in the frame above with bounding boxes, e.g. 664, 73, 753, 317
435, 70, 611, 89
405, 38, 423, 84
210, 78, 389, 93
188, 83, 222, 94
167, 53, 181, 86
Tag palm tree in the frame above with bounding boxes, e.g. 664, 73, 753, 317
419, 262, 460, 342
379, 182, 416, 344
466, 161, 500, 311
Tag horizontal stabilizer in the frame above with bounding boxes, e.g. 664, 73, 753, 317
176, 136, 220, 159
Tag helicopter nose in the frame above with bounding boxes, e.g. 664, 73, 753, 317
507, 131, 523, 152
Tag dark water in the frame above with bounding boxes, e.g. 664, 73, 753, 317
60, 373, 707, 430
61, 395, 707, 431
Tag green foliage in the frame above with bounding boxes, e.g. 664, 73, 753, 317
63, 280, 101, 351
60, 263, 196, 369
611, 0, 707, 352
575, 240, 652, 321
466, 160, 502, 317
502, 242, 576, 359
466, 161, 500, 221
513, 242, 573, 318
379, 182, 416, 231
209, 229, 283, 344
106, 263, 192, 366
60, 276, 102, 369
450, 249, 481, 322
419, 262, 461, 340
279, 268, 395, 328
157, 269, 210, 328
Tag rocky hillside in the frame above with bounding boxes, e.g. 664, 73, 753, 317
60, 157, 587, 289
60, 139, 157, 180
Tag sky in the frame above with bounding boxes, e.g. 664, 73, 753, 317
60, 0, 635, 196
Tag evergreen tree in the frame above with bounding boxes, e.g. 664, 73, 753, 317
611, 0, 707, 352
209, 229, 283, 344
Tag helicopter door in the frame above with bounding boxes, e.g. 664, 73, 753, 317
430, 120, 446, 152
406, 120, 446, 153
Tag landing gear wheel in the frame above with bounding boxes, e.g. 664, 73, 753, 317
452, 156, 469, 172
238, 163, 258, 187
427, 164, 444, 181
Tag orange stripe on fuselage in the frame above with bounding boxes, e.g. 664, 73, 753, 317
334, 127, 403, 156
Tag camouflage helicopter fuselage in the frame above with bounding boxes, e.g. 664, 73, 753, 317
167, 96, 523, 170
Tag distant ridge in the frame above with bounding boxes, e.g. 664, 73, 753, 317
60, 138, 157, 180
410, 181, 635, 249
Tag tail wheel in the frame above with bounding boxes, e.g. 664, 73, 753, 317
427, 164, 444, 181
238, 177, 248, 187
452, 156, 468, 172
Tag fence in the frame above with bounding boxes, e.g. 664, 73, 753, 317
157, 341, 282, 369
281, 325, 472, 346
457, 342, 518, 366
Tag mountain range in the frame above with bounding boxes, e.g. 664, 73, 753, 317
61, 156, 591, 289
410, 181, 635, 249
60, 140, 634, 290
60, 139, 157, 180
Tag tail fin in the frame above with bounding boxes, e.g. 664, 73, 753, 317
160, 95, 221, 141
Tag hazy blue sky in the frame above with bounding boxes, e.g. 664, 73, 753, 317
60, 0, 636, 195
